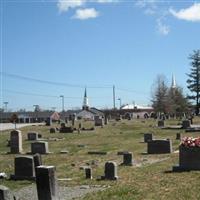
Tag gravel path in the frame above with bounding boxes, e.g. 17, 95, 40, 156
13, 184, 106, 200
0, 123, 45, 131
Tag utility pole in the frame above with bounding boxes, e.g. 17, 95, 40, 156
113, 85, 116, 110
60, 95, 64, 112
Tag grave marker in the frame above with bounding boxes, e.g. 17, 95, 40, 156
36, 166, 58, 200
10, 130, 23, 154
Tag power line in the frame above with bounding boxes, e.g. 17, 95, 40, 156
1, 72, 112, 89
3, 89, 113, 99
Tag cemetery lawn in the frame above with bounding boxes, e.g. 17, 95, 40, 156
1, 118, 200, 199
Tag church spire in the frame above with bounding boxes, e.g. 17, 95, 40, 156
171, 74, 176, 89
82, 87, 89, 110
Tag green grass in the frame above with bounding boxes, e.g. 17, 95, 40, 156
1, 118, 200, 199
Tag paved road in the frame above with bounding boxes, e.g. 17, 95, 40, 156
0, 123, 45, 131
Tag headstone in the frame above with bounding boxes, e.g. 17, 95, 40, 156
46, 117, 52, 126
122, 152, 133, 166
94, 116, 104, 126
102, 161, 118, 180
27, 132, 38, 140
78, 123, 82, 129
38, 134, 42, 138
10, 130, 23, 154
31, 141, 49, 154
176, 133, 181, 140
104, 116, 108, 125
144, 133, 153, 143
10, 156, 35, 180
33, 153, 42, 168
147, 139, 172, 154
182, 120, 191, 129
50, 128, 56, 133
36, 166, 58, 200
59, 126, 73, 133
85, 167, 92, 179
60, 123, 65, 128
0, 185, 14, 200
157, 120, 164, 127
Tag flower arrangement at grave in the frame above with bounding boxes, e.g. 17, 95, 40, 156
180, 137, 200, 148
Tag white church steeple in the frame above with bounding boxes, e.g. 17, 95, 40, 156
82, 87, 89, 110
171, 74, 176, 89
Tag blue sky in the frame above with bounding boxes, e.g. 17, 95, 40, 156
1, 0, 200, 111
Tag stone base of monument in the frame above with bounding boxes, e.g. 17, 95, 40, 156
10, 174, 36, 181
100, 175, 118, 181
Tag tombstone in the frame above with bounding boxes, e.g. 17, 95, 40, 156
60, 123, 65, 128
122, 152, 133, 166
31, 141, 49, 154
94, 116, 104, 126
35, 166, 58, 200
72, 114, 76, 126
78, 123, 82, 129
144, 133, 153, 143
46, 117, 52, 126
50, 128, 56, 134
104, 116, 109, 125
59, 126, 73, 133
27, 132, 38, 141
182, 120, 191, 129
33, 153, 42, 168
38, 134, 42, 138
10, 156, 35, 180
157, 120, 164, 127
102, 161, 118, 180
0, 185, 15, 200
85, 167, 92, 179
176, 133, 181, 140
10, 130, 23, 154
147, 139, 172, 154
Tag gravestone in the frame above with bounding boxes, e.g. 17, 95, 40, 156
27, 132, 38, 141
182, 120, 191, 129
144, 133, 153, 143
10, 130, 23, 154
31, 142, 49, 154
176, 133, 181, 140
157, 120, 164, 127
102, 161, 118, 180
85, 167, 92, 179
0, 185, 14, 200
59, 126, 73, 133
33, 153, 42, 168
46, 117, 52, 126
147, 139, 172, 154
36, 166, 58, 200
173, 145, 200, 171
10, 156, 35, 180
38, 134, 42, 138
104, 116, 108, 125
50, 128, 56, 133
79, 123, 82, 129
94, 116, 104, 126
122, 152, 133, 166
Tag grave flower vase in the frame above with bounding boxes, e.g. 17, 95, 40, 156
179, 145, 200, 170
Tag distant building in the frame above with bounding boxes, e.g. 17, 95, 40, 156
60, 88, 104, 121
0, 111, 60, 123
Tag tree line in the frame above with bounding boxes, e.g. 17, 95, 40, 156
152, 50, 200, 117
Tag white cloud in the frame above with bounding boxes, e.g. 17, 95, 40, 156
57, 0, 85, 13
73, 8, 99, 20
170, 3, 200, 22
157, 19, 170, 35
